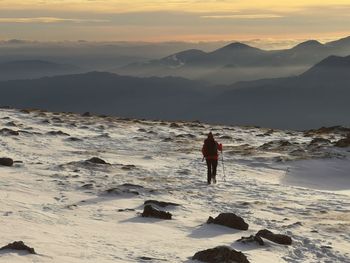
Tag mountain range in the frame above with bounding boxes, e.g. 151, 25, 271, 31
0, 60, 82, 81
118, 36, 350, 85
0, 54, 349, 129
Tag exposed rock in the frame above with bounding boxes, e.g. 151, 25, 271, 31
169, 122, 181, 128
81, 183, 94, 189
47, 130, 70, 136
0, 157, 14, 167
118, 208, 136, 212
258, 140, 293, 151
105, 187, 140, 195
237, 235, 264, 246
85, 157, 109, 165
51, 117, 63, 123
0, 128, 19, 136
219, 135, 232, 139
20, 109, 31, 114
309, 137, 331, 146
207, 213, 249, 230
144, 200, 180, 208
256, 229, 292, 245
335, 136, 350, 148
305, 126, 350, 136
82, 112, 92, 117
105, 183, 144, 196
66, 137, 82, 142
5, 121, 17, 127
192, 246, 250, 263
141, 205, 172, 220
0, 241, 36, 254
121, 164, 136, 170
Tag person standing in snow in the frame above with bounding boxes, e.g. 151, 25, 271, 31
202, 132, 223, 184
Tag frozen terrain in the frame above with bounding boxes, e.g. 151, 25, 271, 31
0, 108, 349, 262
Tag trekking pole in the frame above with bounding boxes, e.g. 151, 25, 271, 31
221, 150, 226, 182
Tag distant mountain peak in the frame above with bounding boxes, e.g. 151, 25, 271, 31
313, 55, 350, 68
221, 42, 255, 50
301, 55, 350, 77
292, 40, 324, 50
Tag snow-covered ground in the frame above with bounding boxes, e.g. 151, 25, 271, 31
0, 108, 349, 262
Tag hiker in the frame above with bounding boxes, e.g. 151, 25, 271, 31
202, 132, 223, 184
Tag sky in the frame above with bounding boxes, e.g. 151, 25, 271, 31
0, 1, 350, 44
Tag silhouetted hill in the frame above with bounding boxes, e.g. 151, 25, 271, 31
0, 56, 349, 129
0, 60, 81, 81
291, 40, 324, 50
300, 55, 350, 79
204, 55, 350, 129
326, 36, 350, 48
0, 71, 207, 120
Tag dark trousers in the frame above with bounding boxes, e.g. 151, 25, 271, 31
206, 159, 218, 184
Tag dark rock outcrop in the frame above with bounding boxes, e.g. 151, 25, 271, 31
258, 140, 292, 151
66, 137, 82, 142
144, 200, 180, 208
46, 130, 70, 136
85, 157, 109, 165
169, 123, 181, 128
0, 157, 14, 167
237, 235, 265, 246
0, 241, 36, 254
192, 246, 250, 263
82, 112, 92, 117
305, 126, 350, 136
141, 205, 172, 220
309, 137, 331, 146
0, 128, 19, 136
207, 213, 249, 230
256, 229, 292, 245
335, 135, 350, 147
105, 183, 144, 196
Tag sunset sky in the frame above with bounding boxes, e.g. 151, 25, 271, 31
1, 1, 350, 43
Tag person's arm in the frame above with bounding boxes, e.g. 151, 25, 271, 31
218, 143, 223, 152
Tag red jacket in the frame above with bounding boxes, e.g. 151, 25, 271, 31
202, 139, 223, 160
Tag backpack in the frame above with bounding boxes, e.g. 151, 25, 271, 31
204, 139, 217, 156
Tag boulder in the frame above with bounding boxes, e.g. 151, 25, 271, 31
256, 229, 292, 245
169, 123, 181, 128
192, 246, 250, 263
85, 157, 109, 165
237, 235, 264, 246
207, 213, 249, 230
141, 205, 172, 220
335, 136, 350, 148
0, 241, 36, 254
0, 158, 14, 167
144, 200, 180, 208
82, 112, 92, 117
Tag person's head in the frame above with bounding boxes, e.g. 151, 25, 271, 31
208, 132, 214, 139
